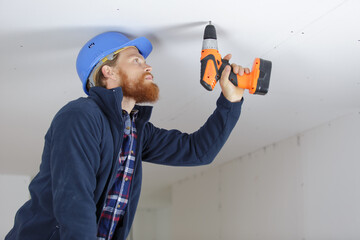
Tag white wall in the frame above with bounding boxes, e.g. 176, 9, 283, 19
131, 187, 172, 240
0, 174, 31, 239
131, 207, 171, 240
170, 111, 360, 240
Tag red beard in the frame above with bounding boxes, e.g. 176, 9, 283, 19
118, 70, 159, 104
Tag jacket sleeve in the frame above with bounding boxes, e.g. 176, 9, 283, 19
142, 93, 243, 166
49, 108, 101, 240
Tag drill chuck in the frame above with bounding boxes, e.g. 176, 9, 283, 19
202, 23, 218, 50
203, 23, 217, 39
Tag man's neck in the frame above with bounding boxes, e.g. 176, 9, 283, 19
122, 96, 136, 114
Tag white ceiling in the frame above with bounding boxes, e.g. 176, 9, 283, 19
0, 0, 359, 197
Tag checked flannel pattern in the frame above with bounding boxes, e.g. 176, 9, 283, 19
97, 110, 138, 240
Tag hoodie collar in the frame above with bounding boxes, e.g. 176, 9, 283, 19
88, 86, 153, 123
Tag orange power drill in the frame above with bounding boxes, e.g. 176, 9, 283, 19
200, 22, 272, 95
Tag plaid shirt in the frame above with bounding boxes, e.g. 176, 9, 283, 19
97, 110, 138, 240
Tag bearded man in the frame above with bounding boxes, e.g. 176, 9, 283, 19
6, 32, 248, 240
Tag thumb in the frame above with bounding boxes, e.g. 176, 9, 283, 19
223, 53, 232, 61
220, 65, 231, 86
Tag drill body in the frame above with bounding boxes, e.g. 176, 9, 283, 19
200, 22, 272, 95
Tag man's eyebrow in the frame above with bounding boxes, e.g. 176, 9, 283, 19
128, 54, 145, 60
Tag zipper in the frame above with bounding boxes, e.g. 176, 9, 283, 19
97, 89, 124, 222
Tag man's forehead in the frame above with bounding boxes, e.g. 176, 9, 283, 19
121, 46, 144, 58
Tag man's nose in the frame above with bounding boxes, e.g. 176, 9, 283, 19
145, 64, 152, 72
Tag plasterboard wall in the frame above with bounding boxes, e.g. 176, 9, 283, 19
169, 111, 360, 240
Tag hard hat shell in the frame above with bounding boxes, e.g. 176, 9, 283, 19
76, 31, 153, 95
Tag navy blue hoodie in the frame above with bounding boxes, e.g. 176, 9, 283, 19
6, 86, 243, 240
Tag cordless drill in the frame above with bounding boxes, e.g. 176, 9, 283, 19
200, 22, 272, 95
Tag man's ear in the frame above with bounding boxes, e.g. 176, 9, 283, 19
101, 65, 114, 79
101, 65, 119, 89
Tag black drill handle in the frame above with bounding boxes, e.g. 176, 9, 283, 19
218, 59, 238, 87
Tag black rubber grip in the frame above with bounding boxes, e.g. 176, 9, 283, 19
219, 59, 238, 86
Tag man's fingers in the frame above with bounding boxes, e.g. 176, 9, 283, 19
230, 63, 251, 76
223, 54, 251, 77
231, 63, 240, 75
239, 67, 245, 76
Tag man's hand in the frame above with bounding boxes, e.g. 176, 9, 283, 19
219, 54, 249, 102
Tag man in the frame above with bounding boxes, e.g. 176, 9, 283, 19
6, 31, 248, 240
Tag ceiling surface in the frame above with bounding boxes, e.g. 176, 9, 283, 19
0, 0, 359, 197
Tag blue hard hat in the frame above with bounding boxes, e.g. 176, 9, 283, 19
76, 31, 153, 95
